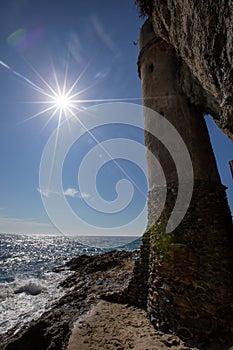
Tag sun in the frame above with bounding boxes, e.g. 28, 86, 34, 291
19, 61, 90, 125
0, 57, 143, 127
53, 92, 71, 111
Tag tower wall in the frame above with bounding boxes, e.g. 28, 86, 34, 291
138, 19, 233, 347
139, 19, 220, 189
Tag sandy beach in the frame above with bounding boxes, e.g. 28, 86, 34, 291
68, 300, 196, 350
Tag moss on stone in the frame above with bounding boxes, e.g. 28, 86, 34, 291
145, 221, 184, 260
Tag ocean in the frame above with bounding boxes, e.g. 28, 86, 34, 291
0, 233, 141, 335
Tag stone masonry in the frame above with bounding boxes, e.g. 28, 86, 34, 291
135, 19, 233, 348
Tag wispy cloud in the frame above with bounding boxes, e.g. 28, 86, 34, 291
37, 188, 59, 198
94, 68, 110, 80
91, 15, 118, 55
64, 187, 91, 199
68, 31, 85, 66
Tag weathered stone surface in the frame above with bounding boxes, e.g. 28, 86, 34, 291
147, 181, 233, 348
137, 0, 233, 140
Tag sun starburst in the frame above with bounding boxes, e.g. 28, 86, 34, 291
0, 55, 151, 130
19, 59, 92, 126
53, 93, 71, 111
0, 56, 149, 208
16, 58, 144, 128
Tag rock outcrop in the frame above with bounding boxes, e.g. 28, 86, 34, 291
137, 0, 233, 140
1, 251, 138, 350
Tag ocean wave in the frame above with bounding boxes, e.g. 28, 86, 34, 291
0, 272, 72, 334
14, 281, 45, 296
0, 234, 141, 335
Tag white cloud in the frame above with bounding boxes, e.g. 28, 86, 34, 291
79, 192, 91, 199
64, 188, 91, 199
37, 188, 51, 198
64, 187, 79, 197
38, 187, 91, 200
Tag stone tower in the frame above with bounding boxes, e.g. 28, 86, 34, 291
137, 19, 233, 347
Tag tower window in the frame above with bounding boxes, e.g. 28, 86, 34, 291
149, 63, 154, 73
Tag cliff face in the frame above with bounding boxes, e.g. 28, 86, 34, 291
137, 0, 233, 140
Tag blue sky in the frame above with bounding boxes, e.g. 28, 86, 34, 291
0, 0, 232, 237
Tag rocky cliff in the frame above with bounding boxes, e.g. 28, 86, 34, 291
137, 0, 233, 139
